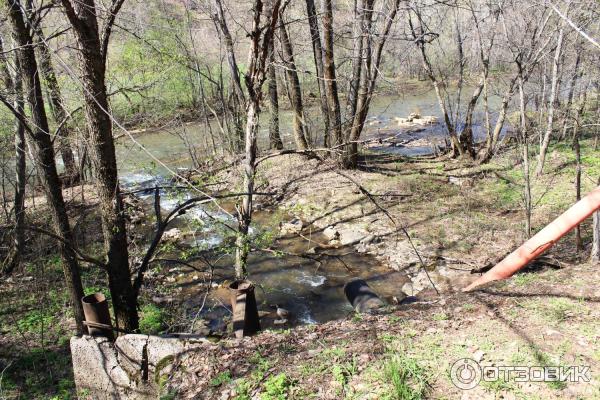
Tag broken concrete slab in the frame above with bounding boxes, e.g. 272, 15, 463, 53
71, 334, 206, 399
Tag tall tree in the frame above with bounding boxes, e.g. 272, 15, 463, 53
278, 12, 309, 150
235, 0, 282, 277
305, 0, 330, 146
536, 27, 565, 175
345, 0, 367, 127
25, 0, 78, 181
0, 35, 26, 274
267, 47, 283, 149
212, 0, 246, 150
320, 0, 343, 148
409, 5, 465, 158
60, 0, 139, 332
4, 0, 85, 333
343, 0, 400, 167
461, 2, 499, 159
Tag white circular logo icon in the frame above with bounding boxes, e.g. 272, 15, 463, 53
450, 358, 482, 390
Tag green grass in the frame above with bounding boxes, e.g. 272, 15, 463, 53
543, 298, 584, 323
383, 354, 429, 400
511, 272, 537, 286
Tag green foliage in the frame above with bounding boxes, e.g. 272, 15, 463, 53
384, 354, 429, 400
210, 371, 233, 387
139, 304, 166, 334
260, 373, 294, 400
17, 310, 55, 333
432, 312, 449, 321
234, 378, 252, 400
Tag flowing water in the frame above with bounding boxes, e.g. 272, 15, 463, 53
116, 90, 500, 330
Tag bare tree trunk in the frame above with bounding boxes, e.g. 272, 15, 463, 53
61, 0, 139, 332
267, 49, 283, 150
344, 0, 374, 167
345, 0, 366, 126
559, 51, 581, 141
212, 0, 245, 151
6, 0, 85, 333
278, 15, 309, 150
453, 8, 465, 130
536, 28, 564, 175
305, 0, 330, 146
573, 86, 587, 251
592, 197, 600, 264
236, 98, 258, 278
213, 0, 245, 104
0, 36, 26, 274
31, 21, 78, 181
235, 0, 281, 277
344, 0, 399, 168
320, 0, 343, 148
460, 81, 483, 158
409, 11, 463, 158
480, 77, 517, 163
518, 75, 532, 238
463, 4, 497, 160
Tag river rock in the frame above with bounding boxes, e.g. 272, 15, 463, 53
164, 228, 183, 241
279, 218, 303, 235
394, 115, 438, 128
410, 268, 451, 293
339, 228, 365, 246
360, 234, 376, 244
407, 112, 421, 121
323, 226, 340, 241
383, 240, 425, 271
401, 282, 414, 296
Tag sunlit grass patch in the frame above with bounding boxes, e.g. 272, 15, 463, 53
383, 354, 430, 400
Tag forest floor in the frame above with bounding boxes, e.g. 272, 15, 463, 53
2, 139, 600, 399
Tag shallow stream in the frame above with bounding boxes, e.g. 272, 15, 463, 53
116, 90, 496, 330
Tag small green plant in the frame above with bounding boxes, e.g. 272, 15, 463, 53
384, 354, 429, 400
234, 378, 252, 400
432, 312, 449, 321
139, 304, 166, 334
260, 373, 293, 400
17, 310, 55, 333
462, 304, 475, 312
210, 371, 232, 387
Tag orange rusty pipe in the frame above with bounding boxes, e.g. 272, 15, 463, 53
464, 185, 600, 292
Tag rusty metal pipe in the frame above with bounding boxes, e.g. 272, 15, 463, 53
344, 279, 385, 313
464, 185, 600, 292
228, 280, 261, 338
81, 293, 115, 340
